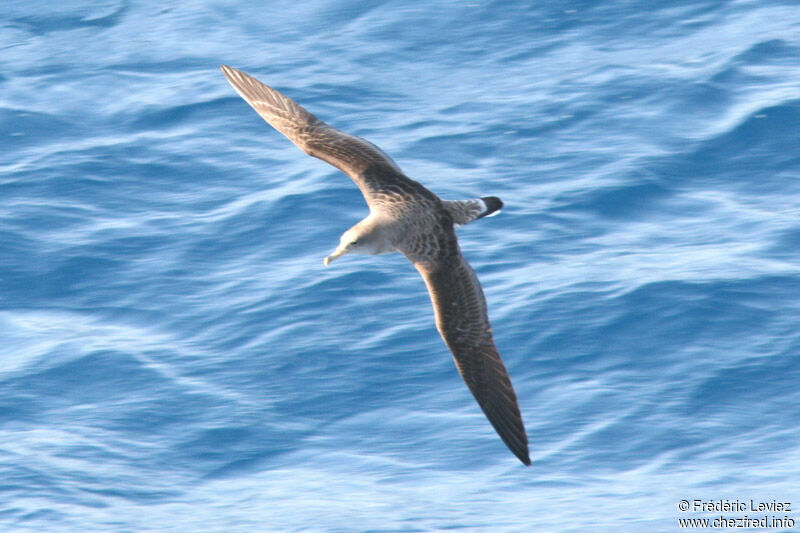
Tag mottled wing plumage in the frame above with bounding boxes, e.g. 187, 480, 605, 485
220, 65, 408, 207
415, 240, 530, 466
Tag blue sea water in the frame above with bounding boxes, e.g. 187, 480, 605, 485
2, 0, 800, 531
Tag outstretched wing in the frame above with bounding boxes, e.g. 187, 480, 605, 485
220, 65, 412, 208
415, 250, 530, 465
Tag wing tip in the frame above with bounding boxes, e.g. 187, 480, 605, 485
519, 450, 532, 466
505, 431, 531, 466
220, 64, 241, 85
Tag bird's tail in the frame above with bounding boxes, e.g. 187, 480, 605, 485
442, 197, 503, 227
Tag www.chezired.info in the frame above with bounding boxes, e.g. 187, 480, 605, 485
677, 499, 795, 529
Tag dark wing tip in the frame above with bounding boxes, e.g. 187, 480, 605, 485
480, 196, 504, 218
519, 450, 532, 466
487, 401, 531, 466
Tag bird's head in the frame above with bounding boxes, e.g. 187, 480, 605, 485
324, 217, 394, 266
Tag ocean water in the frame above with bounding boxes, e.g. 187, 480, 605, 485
2, 0, 800, 531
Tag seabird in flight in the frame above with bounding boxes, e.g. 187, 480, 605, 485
220, 65, 530, 465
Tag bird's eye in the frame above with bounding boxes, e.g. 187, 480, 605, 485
351, 239, 360, 246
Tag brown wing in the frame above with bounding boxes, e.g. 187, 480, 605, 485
415, 249, 530, 465
220, 65, 412, 208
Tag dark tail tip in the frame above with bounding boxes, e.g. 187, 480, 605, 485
480, 196, 504, 218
